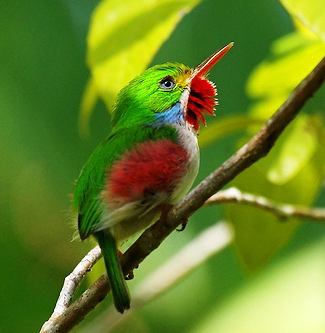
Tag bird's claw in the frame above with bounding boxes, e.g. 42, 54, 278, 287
125, 271, 134, 280
176, 218, 188, 232
125, 264, 139, 280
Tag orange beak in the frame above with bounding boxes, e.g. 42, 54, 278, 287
185, 43, 234, 131
191, 42, 234, 79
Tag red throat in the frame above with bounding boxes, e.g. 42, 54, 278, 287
186, 76, 216, 131
186, 42, 233, 131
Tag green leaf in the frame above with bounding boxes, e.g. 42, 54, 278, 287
281, 0, 325, 42
227, 114, 325, 271
227, 166, 299, 271
247, 33, 325, 119
199, 115, 264, 148
86, 0, 201, 111
266, 114, 318, 184
235, 30, 325, 270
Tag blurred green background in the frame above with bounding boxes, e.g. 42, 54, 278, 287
1, 0, 324, 332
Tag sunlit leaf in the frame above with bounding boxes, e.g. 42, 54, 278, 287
247, 33, 325, 119
199, 115, 264, 148
267, 114, 318, 184
248, 96, 286, 121
227, 166, 300, 271
85, 0, 201, 115
281, 0, 325, 42
227, 114, 325, 271
292, 17, 321, 40
234, 29, 325, 270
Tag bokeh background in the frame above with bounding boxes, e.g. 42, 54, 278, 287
1, 0, 324, 332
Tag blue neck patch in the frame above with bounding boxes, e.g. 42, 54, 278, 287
151, 102, 185, 128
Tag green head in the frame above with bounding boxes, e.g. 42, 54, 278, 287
112, 43, 233, 131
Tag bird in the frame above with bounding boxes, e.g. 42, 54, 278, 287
73, 43, 233, 313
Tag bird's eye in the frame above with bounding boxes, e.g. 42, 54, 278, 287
159, 77, 175, 90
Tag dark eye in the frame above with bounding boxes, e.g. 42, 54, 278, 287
159, 77, 175, 90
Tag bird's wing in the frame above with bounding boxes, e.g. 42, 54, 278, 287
74, 124, 178, 240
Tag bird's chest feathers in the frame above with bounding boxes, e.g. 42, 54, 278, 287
104, 126, 199, 206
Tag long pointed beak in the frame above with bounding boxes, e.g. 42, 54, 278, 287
191, 42, 234, 79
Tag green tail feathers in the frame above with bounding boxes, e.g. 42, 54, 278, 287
95, 231, 130, 313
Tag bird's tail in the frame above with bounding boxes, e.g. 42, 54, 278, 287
95, 231, 130, 313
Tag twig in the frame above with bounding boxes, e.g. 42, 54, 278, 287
42, 187, 325, 331
43, 182, 325, 333
79, 221, 233, 333
133, 221, 232, 303
205, 187, 325, 222
40, 56, 325, 333
40, 246, 102, 332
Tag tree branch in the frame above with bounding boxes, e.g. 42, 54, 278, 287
205, 187, 325, 222
40, 56, 325, 333
42, 187, 325, 332
79, 221, 232, 333
41, 246, 102, 332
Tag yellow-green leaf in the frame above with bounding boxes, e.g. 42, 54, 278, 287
199, 115, 264, 148
227, 113, 325, 271
87, 0, 201, 110
281, 0, 325, 42
247, 34, 325, 119
227, 166, 299, 271
237, 29, 325, 270
267, 114, 318, 185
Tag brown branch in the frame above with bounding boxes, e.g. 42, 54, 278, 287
40, 56, 325, 333
79, 221, 232, 333
205, 187, 325, 222
40, 246, 102, 332
42, 188, 325, 332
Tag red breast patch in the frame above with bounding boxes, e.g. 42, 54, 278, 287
105, 139, 188, 202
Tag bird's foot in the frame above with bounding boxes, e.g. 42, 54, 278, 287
117, 250, 134, 280
159, 204, 173, 228
125, 271, 134, 280
124, 264, 139, 280
176, 218, 188, 232
159, 205, 188, 232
